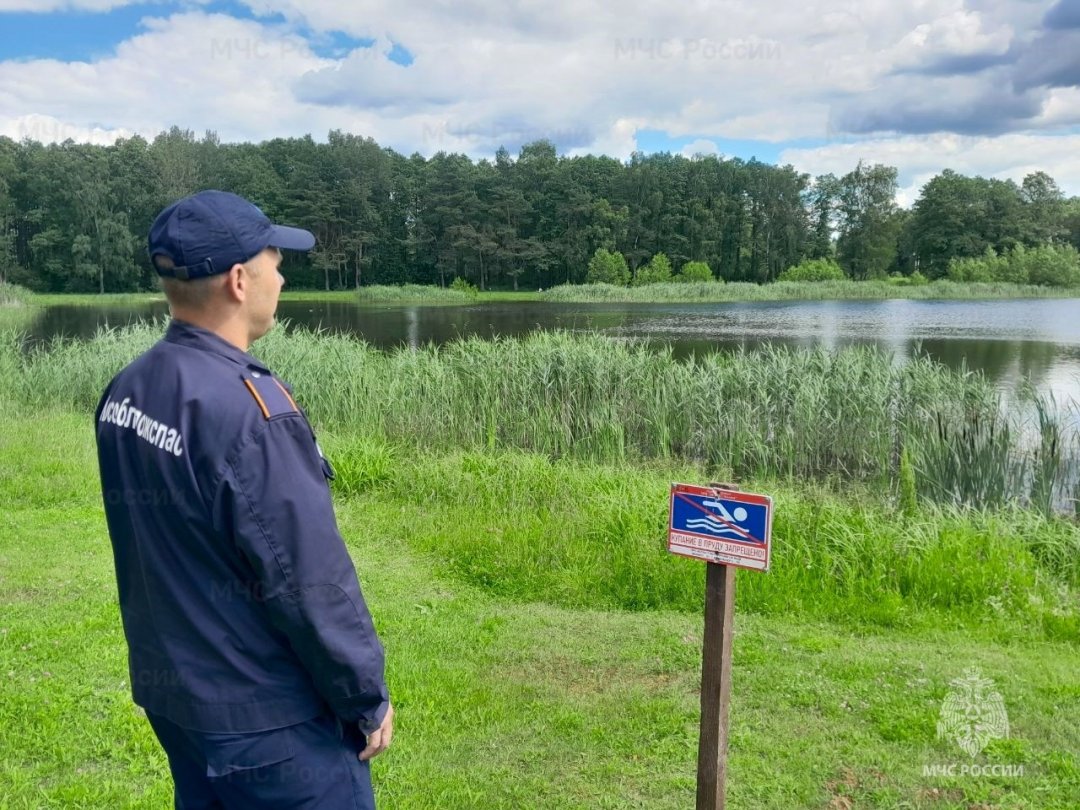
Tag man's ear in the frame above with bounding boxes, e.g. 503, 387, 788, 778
222, 264, 247, 303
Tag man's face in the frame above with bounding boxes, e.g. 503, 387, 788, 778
244, 247, 285, 343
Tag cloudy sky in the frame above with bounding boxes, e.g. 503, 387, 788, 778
2, 0, 1079, 204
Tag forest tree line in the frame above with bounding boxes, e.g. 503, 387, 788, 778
1, 127, 1079, 292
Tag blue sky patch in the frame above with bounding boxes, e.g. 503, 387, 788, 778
0, 3, 162, 62
306, 31, 377, 59
387, 42, 414, 67
205, 0, 376, 58
633, 129, 780, 163
0, 1, 384, 63
202, 0, 286, 26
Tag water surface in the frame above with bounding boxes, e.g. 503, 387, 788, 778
24, 297, 1080, 400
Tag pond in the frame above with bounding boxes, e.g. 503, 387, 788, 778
24, 297, 1080, 401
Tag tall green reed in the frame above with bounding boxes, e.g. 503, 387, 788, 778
540, 279, 1074, 303
4, 321, 1076, 511
0, 281, 31, 307
356, 284, 476, 304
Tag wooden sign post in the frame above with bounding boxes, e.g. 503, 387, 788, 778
667, 482, 773, 810
697, 559, 736, 810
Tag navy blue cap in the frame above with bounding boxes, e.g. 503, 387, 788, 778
148, 190, 316, 280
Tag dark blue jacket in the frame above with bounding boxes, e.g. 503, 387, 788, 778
95, 320, 388, 734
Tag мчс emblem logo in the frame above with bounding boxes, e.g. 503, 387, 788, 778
936, 667, 1009, 757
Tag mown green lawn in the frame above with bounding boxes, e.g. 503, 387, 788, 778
1, 410, 1078, 808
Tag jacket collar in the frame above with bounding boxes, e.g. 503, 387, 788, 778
162, 320, 271, 373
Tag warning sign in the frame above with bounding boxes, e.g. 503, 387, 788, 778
668, 483, 772, 572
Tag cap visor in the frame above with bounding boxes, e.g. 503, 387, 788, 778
267, 224, 316, 251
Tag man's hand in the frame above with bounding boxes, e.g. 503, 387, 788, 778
359, 703, 394, 761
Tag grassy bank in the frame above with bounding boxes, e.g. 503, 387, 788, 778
287, 290, 538, 304
31, 291, 362, 306
30, 292, 165, 306
31, 291, 358, 306
541, 280, 1080, 303
28, 280, 1080, 307
324, 437, 1080, 637
7, 324, 1076, 512
28, 289, 541, 307
2, 407, 1078, 808
356, 284, 540, 305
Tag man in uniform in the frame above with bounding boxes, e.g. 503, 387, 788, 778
95, 190, 392, 808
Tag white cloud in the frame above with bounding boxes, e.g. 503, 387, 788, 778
1037, 87, 1080, 128
567, 117, 639, 160
780, 133, 1080, 206
0, 0, 1076, 205
889, 9, 1012, 70
680, 139, 719, 158
0, 12, 346, 143
0, 112, 134, 143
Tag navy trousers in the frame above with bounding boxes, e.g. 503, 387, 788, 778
145, 709, 375, 809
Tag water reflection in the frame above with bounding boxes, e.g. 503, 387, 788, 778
21, 297, 1080, 401
24, 302, 171, 344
